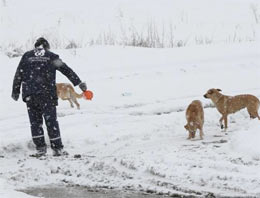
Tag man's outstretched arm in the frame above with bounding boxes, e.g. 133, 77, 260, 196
53, 58, 87, 91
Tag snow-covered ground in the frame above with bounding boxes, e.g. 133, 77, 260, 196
0, 42, 260, 197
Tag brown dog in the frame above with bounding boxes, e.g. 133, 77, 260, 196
184, 100, 204, 140
56, 83, 83, 109
204, 88, 260, 130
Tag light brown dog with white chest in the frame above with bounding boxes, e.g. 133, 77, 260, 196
204, 88, 260, 130
184, 100, 204, 140
56, 83, 83, 109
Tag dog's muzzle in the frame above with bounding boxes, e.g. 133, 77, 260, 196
203, 94, 208, 98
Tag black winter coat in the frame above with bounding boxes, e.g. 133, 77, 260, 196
12, 48, 82, 105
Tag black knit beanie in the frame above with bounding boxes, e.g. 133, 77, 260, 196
34, 37, 50, 49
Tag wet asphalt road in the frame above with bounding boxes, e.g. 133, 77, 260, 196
21, 186, 170, 198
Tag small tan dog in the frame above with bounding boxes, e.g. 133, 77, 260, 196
204, 88, 260, 130
184, 100, 204, 140
56, 83, 83, 109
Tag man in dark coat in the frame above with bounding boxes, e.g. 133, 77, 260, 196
11, 37, 87, 157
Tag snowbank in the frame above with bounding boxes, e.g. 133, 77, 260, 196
230, 120, 260, 160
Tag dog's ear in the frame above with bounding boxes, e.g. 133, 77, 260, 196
216, 89, 222, 92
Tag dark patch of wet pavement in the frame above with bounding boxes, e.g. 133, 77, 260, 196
20, 186, 171, 198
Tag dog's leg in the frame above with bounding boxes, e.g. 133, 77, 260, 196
219, 116, 224, 129
72, 98, 80, 110
70, 94, 80, 110
247, 106, 260, 120
74, 100, 80, 110
247, 107, 255, 119
250, 113, 260, 120
68, 99, 74, 108
224, 115, 228, 130
187, 132, 192, 139
192, 131, 196, 138
199, 127, 204, 140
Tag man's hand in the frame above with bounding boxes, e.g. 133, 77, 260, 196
11, 92, 19, 101
79, 82, 87, 92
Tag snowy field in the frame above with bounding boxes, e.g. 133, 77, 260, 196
1, 0, 260, 197
1, 43, 260, 197
0, 0, 259, 51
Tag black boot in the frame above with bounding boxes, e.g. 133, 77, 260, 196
52, 148, 69, 157
30, 146, 47, 157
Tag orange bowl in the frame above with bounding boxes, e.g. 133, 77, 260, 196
83, 90, 93, 100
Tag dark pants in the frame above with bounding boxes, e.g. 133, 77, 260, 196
26, 94, 63, 150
